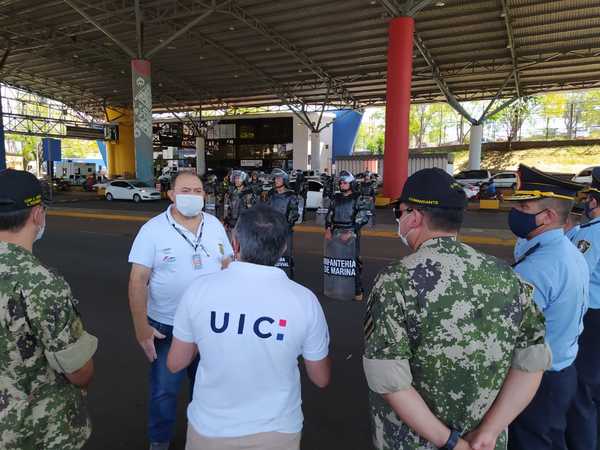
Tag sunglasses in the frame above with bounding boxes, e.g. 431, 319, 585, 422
393, 206, 416, 221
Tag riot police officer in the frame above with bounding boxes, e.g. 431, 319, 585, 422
294, 169, 308, 222
265, 168, 300, 278
248, 171, 264, 200
324, 170, 370, 301
224, 170, 256, 232
203, 173, 219, 217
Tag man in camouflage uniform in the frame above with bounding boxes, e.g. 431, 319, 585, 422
0, 169, 97, 450
363, 168, 550, 450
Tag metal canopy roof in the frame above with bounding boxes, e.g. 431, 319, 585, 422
1, 0, 600, 118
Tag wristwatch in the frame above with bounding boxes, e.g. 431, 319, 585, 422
441, 429, 461, 450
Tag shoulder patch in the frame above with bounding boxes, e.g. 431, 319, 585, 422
577, 239, 591, 254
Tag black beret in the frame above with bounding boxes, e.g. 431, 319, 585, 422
399, 168, 467, 210
0, 169, 43, 213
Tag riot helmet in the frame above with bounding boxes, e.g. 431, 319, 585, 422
271, 168, 289, 188
230, 169, 248, 186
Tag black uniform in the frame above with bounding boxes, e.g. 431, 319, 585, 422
266, 188, 300, 278
325, 191, 370, 296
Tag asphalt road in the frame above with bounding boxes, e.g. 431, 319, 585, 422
34, 216, 514, 450
53, 197, 511, 231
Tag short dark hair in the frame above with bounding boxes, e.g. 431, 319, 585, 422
233, 205, 288, 266
0, 208, 33, 232
409, 204, 464, 232
539, 198, 573, 225
171, 171, 203, 189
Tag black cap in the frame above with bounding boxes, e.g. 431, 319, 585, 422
0, 169, 44, 213
505, 164, 584, 201
583, 167, 600, 195
399, 168, 467, 210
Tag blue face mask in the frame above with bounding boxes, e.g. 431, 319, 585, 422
508, 208, 544, 239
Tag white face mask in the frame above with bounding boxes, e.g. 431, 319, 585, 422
35, 223, 45, 242
397, 211, 414, 247
176, 194, 204, 217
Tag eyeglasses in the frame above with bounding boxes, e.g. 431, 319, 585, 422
393, 206, 416, 221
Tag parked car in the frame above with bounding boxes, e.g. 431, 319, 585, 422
572, 167, 599, 185
453, 169, 492, 186
490, 171, 518, 189
105, 180, 161, 202
288, 179, 324, 209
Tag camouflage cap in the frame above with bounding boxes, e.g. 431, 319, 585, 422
0, 169, 43, 212
399, 168, 467, 209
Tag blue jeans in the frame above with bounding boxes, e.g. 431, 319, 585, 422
148, 317, 199, 443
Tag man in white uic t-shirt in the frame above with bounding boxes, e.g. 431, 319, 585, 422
168, 205, 331, 450
128, 172, 233, 450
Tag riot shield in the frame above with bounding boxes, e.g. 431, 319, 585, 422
323, 230, 358, 300
205, 193, 217, 217
275, 231, 294, 278
315, 197, 330, 226
296, 197, 305, 224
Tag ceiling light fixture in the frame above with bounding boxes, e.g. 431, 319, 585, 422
229, 25, 236, 31
435, 1, 445, 6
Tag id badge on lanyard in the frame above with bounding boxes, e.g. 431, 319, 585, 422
192, 253, 203, 270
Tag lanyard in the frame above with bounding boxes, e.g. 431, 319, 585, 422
166, 214, 210, 256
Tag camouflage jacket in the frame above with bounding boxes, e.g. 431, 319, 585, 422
0, 242, 92, 450
364, 237, 546, 450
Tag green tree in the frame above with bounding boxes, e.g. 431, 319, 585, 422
489, 97, 538, 145
537, 92, 567, 139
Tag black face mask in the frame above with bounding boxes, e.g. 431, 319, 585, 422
584, 199, 598, 219
508, 208, 546, 238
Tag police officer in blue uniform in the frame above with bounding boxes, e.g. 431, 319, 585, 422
566, 167, 600, 450
505, 164, 589, 450
513, 202, 584, 260
265, 168, 299, 278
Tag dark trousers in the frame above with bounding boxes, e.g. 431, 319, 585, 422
147, 318, 199, 443
508, 364, 577, 450
567, 308, 600, 450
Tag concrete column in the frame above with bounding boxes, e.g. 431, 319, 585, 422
131, 59, 153, 182
468, 124, 483, 170
195, 136, 206, 176
383, 16, 414, 199
0, 85, 5, 171
310, 131, 321, 172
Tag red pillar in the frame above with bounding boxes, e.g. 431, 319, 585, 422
383, 16, 414, 200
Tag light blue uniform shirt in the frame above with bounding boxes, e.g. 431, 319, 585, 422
570, 216, 600, 309
513, 228, 589, 371
514, 225, 581, 260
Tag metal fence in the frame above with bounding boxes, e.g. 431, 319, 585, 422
334, 152, 453, 179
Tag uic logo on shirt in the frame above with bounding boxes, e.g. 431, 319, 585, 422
210, 311, 287, 341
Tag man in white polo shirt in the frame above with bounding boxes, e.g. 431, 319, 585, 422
167, 205, 331, 450
128, 172, 233, 450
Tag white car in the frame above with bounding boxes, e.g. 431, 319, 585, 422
572, 167, 599, 185
289, 179, 324, 209
490, 171, 518, 189
105, 180, 161, 202
454, 169, 492, 186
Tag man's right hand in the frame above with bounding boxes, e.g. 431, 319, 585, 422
325, 228, 332, 240
137, 325, 166, 362
455, 438, 474, 450
463, 427, 498, 450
